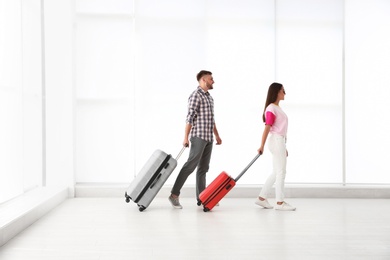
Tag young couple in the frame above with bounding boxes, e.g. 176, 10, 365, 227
168, 70, 295, 211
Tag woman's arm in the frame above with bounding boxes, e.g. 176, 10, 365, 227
258, 124, 271, 154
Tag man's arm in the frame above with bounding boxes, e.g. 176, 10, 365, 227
213, 123, 222, 145
183, 123, 192, 147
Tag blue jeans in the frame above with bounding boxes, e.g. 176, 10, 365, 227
171, 136, 213, 199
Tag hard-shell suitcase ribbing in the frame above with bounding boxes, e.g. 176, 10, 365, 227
125, 147, 186, 211
199, 154, 260, 212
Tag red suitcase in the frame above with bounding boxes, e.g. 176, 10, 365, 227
199, 154, 260, 212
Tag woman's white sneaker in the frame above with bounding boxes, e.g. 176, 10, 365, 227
275, 202, 296, 211
255, 198, 273, 209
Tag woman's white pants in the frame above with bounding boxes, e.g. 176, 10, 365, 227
259, 134, 287, 202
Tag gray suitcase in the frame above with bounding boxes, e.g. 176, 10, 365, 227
125, 147, 186, 211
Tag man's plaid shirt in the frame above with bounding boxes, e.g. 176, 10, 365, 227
186, 86, 215, 142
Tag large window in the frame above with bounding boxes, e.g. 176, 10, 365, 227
275, 0, 344, 183
0, 0, 42, 203
75, 0, 135, 182
74, 0, 390, 186
344, 0, 390, 183
2, 0, 390, 204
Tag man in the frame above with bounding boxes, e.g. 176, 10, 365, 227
169, 70, 222, 209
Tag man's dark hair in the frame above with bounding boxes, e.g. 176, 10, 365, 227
196, 70, 212, 81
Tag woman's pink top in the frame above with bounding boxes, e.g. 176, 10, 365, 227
265, 103, 288, 136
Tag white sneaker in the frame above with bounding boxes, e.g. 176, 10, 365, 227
255, 198, 273, 209
275, 202, 296, 211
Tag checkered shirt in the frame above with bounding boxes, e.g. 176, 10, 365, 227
186, 86, 215, 142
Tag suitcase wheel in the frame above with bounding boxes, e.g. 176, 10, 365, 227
138, 205, 146, 212
203, 207, 210, 212
124, 192, 131, 203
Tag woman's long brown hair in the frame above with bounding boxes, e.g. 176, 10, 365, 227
262, 82, 283, 122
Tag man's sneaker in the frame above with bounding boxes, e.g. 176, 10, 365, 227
168, 195, 183, 209
275, 202, 296, 211
255, 198, 273, 209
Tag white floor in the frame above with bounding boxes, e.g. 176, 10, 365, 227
0, 197, 389, 260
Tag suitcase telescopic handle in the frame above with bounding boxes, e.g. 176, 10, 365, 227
175, 145, 188, 161
234, 153, 261, 182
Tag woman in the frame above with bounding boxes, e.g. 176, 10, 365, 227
255, 82, 296, 211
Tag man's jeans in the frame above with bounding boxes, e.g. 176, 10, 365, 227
171, 137, 213, 199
